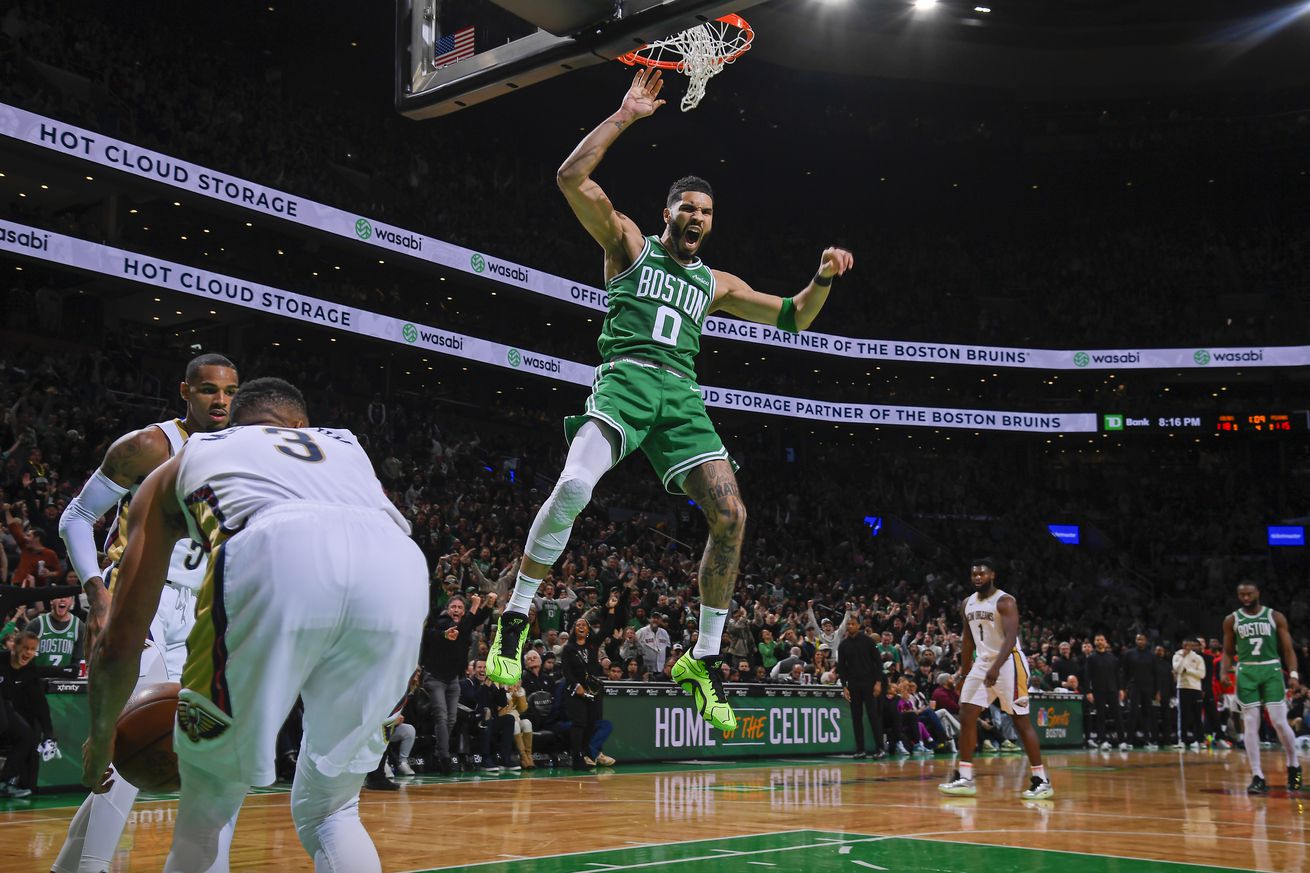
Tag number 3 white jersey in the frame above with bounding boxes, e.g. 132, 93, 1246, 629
175, 426, 409, 552
964, 588, 1021, 664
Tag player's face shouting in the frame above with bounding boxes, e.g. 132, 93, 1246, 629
664, 192, 714, 259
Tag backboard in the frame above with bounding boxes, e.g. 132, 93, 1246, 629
395, 0, 766, 119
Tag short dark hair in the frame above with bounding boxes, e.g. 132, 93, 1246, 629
1237, 579, 1260, 590
667, 175, 714, 208
971, 557, 997, 571
230, 377, 308, 424
185, 353, 237, 384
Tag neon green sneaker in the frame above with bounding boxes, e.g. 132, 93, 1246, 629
671, 651, 737, 731
486, 612, 530, 686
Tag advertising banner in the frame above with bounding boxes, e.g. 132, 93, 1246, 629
40, 679, 89, 789
4, 102, 1305, 372
0, 221, 1102, 433
1028, 693, 1084, 748
603, 684, 856, 760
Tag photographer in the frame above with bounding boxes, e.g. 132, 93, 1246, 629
560, 589, 626, 769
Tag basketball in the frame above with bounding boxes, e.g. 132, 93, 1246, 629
112, 682, 181, 792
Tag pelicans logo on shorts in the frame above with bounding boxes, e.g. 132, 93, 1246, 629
178, 698, 230, 742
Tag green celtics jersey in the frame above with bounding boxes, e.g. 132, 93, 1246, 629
35, 612, 81, 669
598, 236, 716, 379
1232, 606, 1279, 663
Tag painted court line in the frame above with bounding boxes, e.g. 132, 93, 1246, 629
745, 863, 777, 867
852, 862, 888, 871
839, 846, 852, 855
563, 836, 891, 872
402, 830, 833, 873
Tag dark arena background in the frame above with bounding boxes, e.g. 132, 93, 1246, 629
2, 0, 1309, 870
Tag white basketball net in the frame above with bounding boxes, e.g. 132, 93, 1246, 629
632, 18, 752, 111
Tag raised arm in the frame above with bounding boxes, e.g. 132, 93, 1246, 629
556, 69, 662, 271
711, 247, 854, 331
58, 426, 171, 648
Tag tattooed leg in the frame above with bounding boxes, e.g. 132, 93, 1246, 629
683, 460, 746, 610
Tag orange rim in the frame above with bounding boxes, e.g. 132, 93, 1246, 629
616, 13, 753, 69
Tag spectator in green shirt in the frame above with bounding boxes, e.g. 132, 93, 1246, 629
758, 627, 779, 671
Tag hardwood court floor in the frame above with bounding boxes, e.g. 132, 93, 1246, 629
2, 749, 1305, 872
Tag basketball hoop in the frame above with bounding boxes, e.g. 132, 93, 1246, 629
617, 14, 754, 112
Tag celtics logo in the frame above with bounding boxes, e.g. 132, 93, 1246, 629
470, 253, 486, 273
355, 218, 373, 240
1073, 352, 1090, 368
402, 323, 418, 344
1193, 349, 1210, 366
507, 348, 521, 367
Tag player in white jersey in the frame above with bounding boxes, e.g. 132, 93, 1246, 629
54, 353, 238, 873
939, 558, 1053, 799
82, 377, 427, 873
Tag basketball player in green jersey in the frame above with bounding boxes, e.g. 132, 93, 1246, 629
1221, 580, 1301, 794
487, 68, 853, 732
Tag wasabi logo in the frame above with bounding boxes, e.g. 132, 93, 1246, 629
1073, 352, 1090, 368
1194, 349, 1211, 366
471, 253, 486, 273
508, 349, 562, 373
402, 323, 418, 344
355, 218, 372, 240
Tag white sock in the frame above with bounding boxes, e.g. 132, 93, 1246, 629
691, 606, 729, 659
1031, 764, 1047, 781
506, 573, 542, 616
59, 770, 138, 872
959, 762, 974, 780
1266, 702, 1300, 768
291, 755, 380, 873
1243, 705, 1264, 778
164, 760, 246, 873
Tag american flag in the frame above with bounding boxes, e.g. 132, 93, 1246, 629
434, 26, 475, 68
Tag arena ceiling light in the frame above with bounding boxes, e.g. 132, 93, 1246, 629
913, 0, 938, 9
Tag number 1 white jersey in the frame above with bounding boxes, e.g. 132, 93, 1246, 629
175, 425, 409, 552
964, 588, 1021, 664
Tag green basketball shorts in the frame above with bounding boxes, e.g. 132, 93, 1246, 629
1235, 662, 1286, 708
565, 358, 737, 495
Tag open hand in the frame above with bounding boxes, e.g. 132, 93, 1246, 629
620, 68, 667, 120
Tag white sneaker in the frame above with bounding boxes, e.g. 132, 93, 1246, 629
895, 742, 910, 755
1099, 742, 1112, 752
1216, 739, 1233, 750
1118, 742, 1132, 752
1021, 776, 1054, 799
1171, 743, 1187, 751
397, 758, 415, 776
1145, 743, 1160, 751
1188, 742, 1201, 752
912, 743, 930, 755
938, 771, 977, 796
383, 762, 394, 778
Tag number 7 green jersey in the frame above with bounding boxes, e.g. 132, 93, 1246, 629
1232, 606, 1279, 664
597, 236, 716, 379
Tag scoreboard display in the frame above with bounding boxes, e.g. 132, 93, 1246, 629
1101, 411, 1309, 435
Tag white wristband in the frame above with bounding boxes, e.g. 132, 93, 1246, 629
1291, 671, 1300, 681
